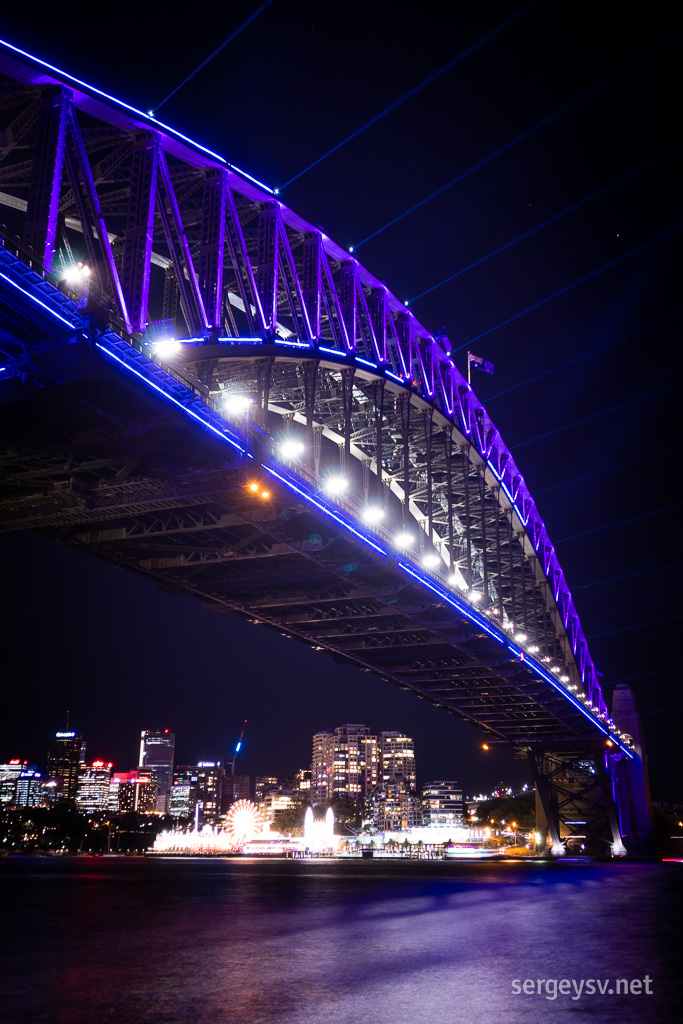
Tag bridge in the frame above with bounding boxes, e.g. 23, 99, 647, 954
0, 39, 651, 855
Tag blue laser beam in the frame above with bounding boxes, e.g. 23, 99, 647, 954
511, 380, 682, 450
154, 1, 277, 113
279, 0, 540, 191
353, 43, 670, 250
409, 148, 680, 303
486, 310, 682, 402
454, 223, 683, 352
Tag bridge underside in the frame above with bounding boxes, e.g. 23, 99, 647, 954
0, 40, 641, 854
0, 343, 614, 761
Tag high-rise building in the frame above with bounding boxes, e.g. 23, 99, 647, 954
15, 769, 45, 808
312, 731, 334, 801
0, 761, 31, 805
294, 769, 312, 801
255, 776, 279, 803
169, 772, 198, 818
173, 763, 225, 825
139, 730, 175, 813
312, 724, 378, 802
76, 761, 113, 813
107, 770, 158, 813
47, 728, 85, 802
227, 774, 251, 804
366, 773, 422, 831
421, 781, 464, 827
380, 732, 416, 791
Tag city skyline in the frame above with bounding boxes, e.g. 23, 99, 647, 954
3, 716, 478, 800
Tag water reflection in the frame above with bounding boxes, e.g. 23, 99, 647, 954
1, 858, 681, 1023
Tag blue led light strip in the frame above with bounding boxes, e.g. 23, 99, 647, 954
274, 338, 311, 348
95, 342, 245, 453
0, 271, 78, 328
228, 164, 275, 195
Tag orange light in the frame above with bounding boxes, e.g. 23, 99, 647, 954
248, 482, 259, 493
606, 740, 613, 747
261, 490, 270, 499
482, 743, 489, 751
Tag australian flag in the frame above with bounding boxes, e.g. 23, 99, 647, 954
469, 352, 495, 375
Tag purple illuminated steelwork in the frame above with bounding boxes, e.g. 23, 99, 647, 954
0, 38, 607, 719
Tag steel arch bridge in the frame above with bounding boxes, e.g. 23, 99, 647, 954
0, 40, 648, 855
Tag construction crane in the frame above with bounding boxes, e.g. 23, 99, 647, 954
228, 719, 248, 778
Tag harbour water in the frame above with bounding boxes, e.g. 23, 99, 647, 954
1, 856, 681, 1023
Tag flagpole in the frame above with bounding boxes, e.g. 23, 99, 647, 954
467, 351, 471, 386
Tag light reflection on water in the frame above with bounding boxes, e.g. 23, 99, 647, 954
1, 857, 681, 1023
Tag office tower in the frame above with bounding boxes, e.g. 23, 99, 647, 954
14, 769, 45, 808
380, 732, 416, 791
0, 760, 30, 805
174, 763, 225, 826
109, 770, 159, 813
47, 727, 85, 801
1, 762, 43, 808
223, 774, 251, 805
255, 777, 279, 803
139, 730, 175, 813
169, 771, 198, 819
421, 781, 464, 827
312, 730, 334, 801
76, 761, 113, 813
134, 769, 159, 813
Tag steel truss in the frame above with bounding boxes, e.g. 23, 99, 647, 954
529, 751, 626, 857
0, 43, 640, 853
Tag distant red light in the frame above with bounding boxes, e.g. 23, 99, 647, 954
9, 759, 20, 765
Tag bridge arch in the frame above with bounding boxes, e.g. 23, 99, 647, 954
0, 39, 635, 776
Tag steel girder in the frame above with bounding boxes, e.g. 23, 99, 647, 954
0, 43, 622, 746
529, 751, 626, 857
0, 329, 624, 765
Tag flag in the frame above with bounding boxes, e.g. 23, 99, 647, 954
468, 352, 495, 375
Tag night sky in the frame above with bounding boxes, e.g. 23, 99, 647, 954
1, 1, 680, 799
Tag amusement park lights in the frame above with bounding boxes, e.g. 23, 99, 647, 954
224, 800, 263, 846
